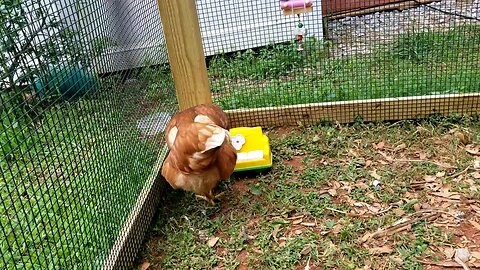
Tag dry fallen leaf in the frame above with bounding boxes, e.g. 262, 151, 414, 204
468, 220, 480, 231
348, 149, 359, 157
366, 203, 381, 213
369, 245, 393, 255
355, 182, 370, 190
239, 226, 256, 241
472, 205, 480, 215
474, 160, 480, 169
370, 169, 382, 180
252, 247, 263, 254
328, 189, 337, 197
393, 208, 406, 216
304, 256, 311, 270
421, 203, 431, 209
374, 141, 385, 150
331, 224, 343, 235
417, 259, 480, 268
436, 171, 446, 178
207, 236, 219, 247
454, 130, 472, 145
394, 143, 407, 151
466, 145, 480, 155
301, 245, 312, 255
272, 225, 281, 242
443, 247, 455, 259
472, 171, 480, 179
292, 219, 303, 225
361, 233, 373, 243
366, 192, 376, 201
414, 151, 427, 160
393, 143, 407, 152
424, 175, 437, 182
378, 151, 393, 162
140, 261, 151, 270
301, 222, 316, 227
472, 252, 480, 260
465, 179, 478, 192
430, 191, 462, 201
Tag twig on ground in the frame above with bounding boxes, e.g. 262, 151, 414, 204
449, 165, 472, 179
326, 207, 348, 215
361, 212, 439, 242
416, 259, 480, 268
454, 256, 472, 270
394, 159, 457, 169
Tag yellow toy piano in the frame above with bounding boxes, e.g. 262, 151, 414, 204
229, 126, 273, 172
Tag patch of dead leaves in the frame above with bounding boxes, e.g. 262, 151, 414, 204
368, 245, 393, 255
361, 209, 456, 243
465, 144, 480, 156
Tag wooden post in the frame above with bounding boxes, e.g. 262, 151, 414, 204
157, 0, 212, 110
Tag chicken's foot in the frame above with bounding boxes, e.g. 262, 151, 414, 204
213, 191, 225, 199
195, 191, 226, 205
195, 194, 215, 205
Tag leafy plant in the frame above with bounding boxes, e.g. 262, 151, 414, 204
208, 37, 326, 81
1, 0, 73, 90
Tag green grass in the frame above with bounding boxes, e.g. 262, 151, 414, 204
3, 21, 480, 270
136, 115, 480, 269
209, 25, 480, 110
0, 66, 175, 268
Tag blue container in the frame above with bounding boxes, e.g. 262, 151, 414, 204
34, 64, 98, 101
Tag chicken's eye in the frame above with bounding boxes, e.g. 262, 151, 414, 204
231, 134, 246, 151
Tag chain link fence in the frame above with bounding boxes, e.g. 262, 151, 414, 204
2, 0, 480, 269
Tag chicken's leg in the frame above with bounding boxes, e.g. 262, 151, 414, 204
195, 190, 225, 205
195, 194, 215, 205
212, 191, 225, 199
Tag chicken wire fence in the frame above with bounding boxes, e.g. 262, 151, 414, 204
1, 0, 176, 269
200, 0, 480, 126
1, 0, 480, 269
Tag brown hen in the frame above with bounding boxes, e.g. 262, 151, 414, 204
161, 104, 237, 204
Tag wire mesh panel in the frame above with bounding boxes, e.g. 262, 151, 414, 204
2, 0, 480, 268
199, 0, 480, 127
1, 0, 176, 268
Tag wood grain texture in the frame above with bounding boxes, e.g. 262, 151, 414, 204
225, 93, 480, 128
157, 0, 212, 110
